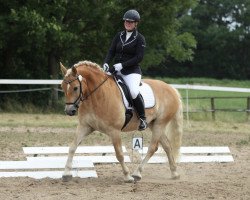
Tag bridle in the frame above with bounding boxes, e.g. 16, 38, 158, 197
63, 74, 109, 108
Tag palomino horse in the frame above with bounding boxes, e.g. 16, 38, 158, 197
60, 60, 183, 182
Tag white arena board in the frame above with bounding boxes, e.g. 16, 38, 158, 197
23, 146, 127, 155
146, 155, 234, 163
0, 160, 94, 170
26, 155, 131, 163
0, 170, 97, 179
138, 146, 231, 154
138, 146, 234, 163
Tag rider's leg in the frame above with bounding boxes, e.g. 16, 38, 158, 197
118, 73, 147, 131
132, 93, 147, 130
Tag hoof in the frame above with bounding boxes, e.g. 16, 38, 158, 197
171, 172, 180, 180
62, 175, 72, 182
132, 174, 142, 182
124, 176, 134, 183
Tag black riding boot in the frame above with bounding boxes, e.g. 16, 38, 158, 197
133, 94, 148, 131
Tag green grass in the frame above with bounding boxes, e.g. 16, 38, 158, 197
150, 77, 250, 122
154, 77, 250, 88
0, 113, 78, 128
0, 114, 249, 151
178, 89, 250, 122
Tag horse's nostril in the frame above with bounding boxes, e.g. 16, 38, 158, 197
65, 105, 78, 116
72, 110, 76, 115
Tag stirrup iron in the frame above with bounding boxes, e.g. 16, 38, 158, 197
138, 118, 147, 131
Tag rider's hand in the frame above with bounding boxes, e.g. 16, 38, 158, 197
109, 66, 116, 74
113, 63, 123, 71
103, 63, 109, 72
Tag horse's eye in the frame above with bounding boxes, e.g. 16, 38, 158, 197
74, 87, 78, 91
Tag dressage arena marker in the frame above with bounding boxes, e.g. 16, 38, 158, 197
138, 146, 234, 163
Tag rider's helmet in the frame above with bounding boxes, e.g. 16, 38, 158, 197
123, 10, 140, 22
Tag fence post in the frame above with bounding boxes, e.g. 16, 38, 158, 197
211, 97, 215, 120
49, 86, 58, 107
247, 97, 250, 121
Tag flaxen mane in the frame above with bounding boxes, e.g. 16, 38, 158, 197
73, 60, 102, 71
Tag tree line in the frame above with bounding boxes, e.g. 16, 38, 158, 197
161, 0, 250, 80
0, 0, 249, 107
0, 0, 196, 80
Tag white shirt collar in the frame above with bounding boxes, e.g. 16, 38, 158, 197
125, 31, 133, 41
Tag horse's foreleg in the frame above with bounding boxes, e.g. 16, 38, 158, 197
62, 125, 92, 182
159, 134, 180, 179
111, 132, 134, 183
132, 135, 159, 181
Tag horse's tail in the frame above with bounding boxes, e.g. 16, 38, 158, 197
165, 89, 183, 162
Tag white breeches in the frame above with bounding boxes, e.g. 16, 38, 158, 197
117, 71, 141, 99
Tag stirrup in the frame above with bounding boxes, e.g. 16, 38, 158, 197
138, 118, 148, 131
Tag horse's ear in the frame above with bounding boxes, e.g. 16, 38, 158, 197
72, 66, 77, 76
60, 62, 67, 75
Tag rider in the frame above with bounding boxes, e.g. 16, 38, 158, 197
103, 9, 147, 131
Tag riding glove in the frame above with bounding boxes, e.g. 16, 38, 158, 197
113, 63, 123, 71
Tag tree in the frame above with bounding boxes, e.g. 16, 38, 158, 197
0, 0, 197, 106
172, 0, 250, 79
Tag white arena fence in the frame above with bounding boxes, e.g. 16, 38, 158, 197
0, 79, 249, 120
0, 79, 250, 93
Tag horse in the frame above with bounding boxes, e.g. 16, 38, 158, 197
60, 60, 183, 182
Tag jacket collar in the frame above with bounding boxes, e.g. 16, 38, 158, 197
120, 30, 138, 46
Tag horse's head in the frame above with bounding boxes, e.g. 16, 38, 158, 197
60, 62, 85, 116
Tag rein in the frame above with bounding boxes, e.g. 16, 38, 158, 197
64, 74, 109, 108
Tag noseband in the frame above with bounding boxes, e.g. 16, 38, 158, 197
63, 75, 84, 108
63, 74, 109, 108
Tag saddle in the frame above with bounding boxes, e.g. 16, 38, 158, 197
113, 75, 155, 130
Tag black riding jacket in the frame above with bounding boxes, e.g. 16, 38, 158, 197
104, 29, 146, 75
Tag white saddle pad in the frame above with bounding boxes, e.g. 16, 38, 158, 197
117, 81, 156, 110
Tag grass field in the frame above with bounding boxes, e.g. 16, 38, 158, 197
153, 77, 250, 122
0, 113, 249, 153
179, 89, 250, 122
157, 77, 250, 88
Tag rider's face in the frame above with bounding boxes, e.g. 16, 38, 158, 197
124, 20, 137, 31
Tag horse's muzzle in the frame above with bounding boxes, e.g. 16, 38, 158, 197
65, 105, 77, 116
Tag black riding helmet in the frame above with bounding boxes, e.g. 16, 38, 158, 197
123, 9, 140, 22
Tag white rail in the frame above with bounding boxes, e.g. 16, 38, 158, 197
0, 79, 62, 85
1, 79, 250, 93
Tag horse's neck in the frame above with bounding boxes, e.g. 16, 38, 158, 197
79, 68, 123, 127
80, 67, 109, 97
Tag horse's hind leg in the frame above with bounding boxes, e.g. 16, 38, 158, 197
62, 124, 92, 182
159, 134, 180, 179
111, 132, 134, 183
